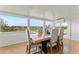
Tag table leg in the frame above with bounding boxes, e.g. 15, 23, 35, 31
42, 41, 48, 54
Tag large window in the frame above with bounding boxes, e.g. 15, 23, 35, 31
0, 15, 27, 32
30, 19, 43, 34
54, 18, 68, 29
55, 22, 68, 29
0, 15, 27, 47
0, 14, 68, 47
45, 21, 53, 32
46, 21, 53, 26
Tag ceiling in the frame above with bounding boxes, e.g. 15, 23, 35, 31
0, 5, 77, 21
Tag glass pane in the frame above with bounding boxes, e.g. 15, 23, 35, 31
0, 15, 27, 47
46, 21, 52, 26
30, 19, 43, 26
46, 21, 53, 28
45, 21, 53, 35
61, 22, 68, 27
30, 19, 43, 36
55, 22, 61, 27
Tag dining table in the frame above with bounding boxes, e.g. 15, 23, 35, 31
30, 34, 51, 53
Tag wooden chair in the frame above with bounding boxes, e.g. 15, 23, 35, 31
57, 28, 64, 50
48, 28, 58, 53
38, 27, 43, 37
26, 29, 42, 54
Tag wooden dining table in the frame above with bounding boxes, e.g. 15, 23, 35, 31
31, 35, 51, 44
30, 34, 51, 53
31, 33, 66, 44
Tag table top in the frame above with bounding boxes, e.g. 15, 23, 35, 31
31, 34, 51, 44
29, 32, 66, 44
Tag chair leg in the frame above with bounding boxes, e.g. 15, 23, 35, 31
28, 45, 31, 54
57, 42, 59, 52
28, 47, 30, 54
56, 44, 58, 53
50, 46, 52, 54
26, 45, 28, 53
41, 50, 42, 54
40, 46, 43, 54
50, 43, 52, 54
61, 39, 63, 49
26, 45, 30, 54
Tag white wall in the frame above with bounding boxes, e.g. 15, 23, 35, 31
71, 6, 79, 41
64, 6, 79, 41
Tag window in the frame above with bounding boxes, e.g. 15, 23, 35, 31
46, 21, 53, 26
30, 19, 43, 34
46, 21, 53, 30
30, 19, 43, 26
55, 22, 61, 27
0, 15, 27, 47
61, 22, 68, 27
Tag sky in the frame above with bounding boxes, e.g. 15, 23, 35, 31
0, 15, 27, 26
0, 15, 53, 26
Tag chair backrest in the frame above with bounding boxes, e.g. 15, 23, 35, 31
38, 28, 43, 37
59, 28, 64, 40
51, 28, 58, 43
26, 29, 31, 47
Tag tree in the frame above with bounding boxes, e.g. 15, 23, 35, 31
0, 18, 7, 32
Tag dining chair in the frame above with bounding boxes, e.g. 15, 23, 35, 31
38, 27, 43, 37
58, 28, 64, 50
26, 29, 42, 54
48, 28, 58, 53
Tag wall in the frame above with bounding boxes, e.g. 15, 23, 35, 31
64, 6, 79, 41
71, 6, 79, 41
